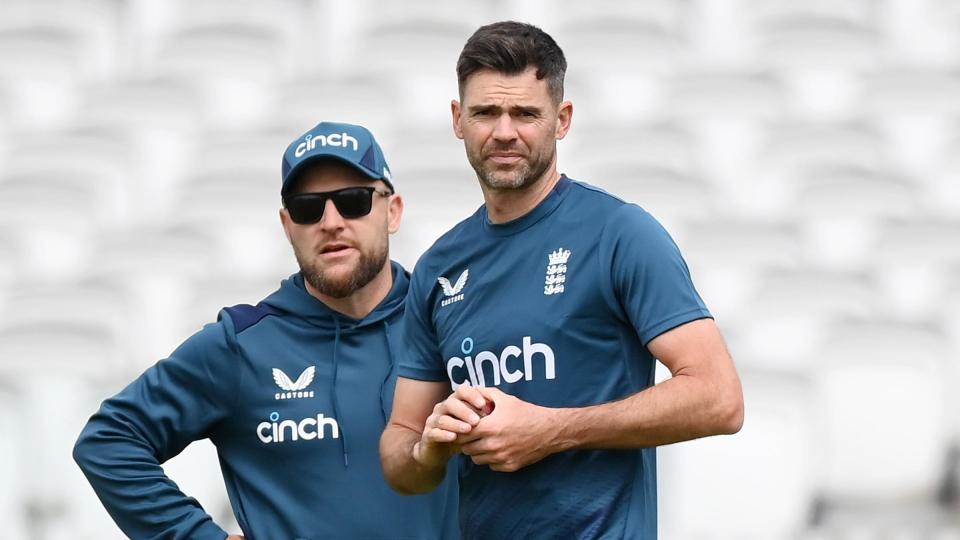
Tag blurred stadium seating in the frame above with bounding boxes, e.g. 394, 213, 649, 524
0, 0, 958, 538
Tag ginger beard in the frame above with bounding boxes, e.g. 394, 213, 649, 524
293, 230, 389, 299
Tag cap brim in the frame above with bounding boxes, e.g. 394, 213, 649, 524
282, 154, 388, 194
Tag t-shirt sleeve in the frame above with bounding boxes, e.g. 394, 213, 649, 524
600, 204, 712, 345
397, 259, 449, 381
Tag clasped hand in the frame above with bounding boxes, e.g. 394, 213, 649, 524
415, 384, 560, 473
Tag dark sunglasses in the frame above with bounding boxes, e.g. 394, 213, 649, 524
283, 186, 393, 224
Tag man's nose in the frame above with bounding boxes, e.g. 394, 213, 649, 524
318, 199, 345, 230
492, 113, 518, 142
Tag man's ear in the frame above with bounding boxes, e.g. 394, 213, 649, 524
451, 100, 464, 140
555, 100, 573, 140
279, 208, 294, 243
387, 193, 404, 234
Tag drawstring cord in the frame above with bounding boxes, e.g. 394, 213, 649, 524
331, 316, 349, 467
379, 320, 395, 424
329, 314, 397, 467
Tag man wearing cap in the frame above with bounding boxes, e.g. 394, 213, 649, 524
74, 121, 459, 540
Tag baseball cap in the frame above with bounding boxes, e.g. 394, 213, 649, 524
281, 121, 394, 195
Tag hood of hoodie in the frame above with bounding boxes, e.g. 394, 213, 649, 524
259, 260, 409, 332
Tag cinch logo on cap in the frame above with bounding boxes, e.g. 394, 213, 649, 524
282, 121, 394, 194
294, 132, 359, 158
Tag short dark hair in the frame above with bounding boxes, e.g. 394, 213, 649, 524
456, 21, 567, 103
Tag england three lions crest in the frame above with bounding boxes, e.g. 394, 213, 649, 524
544, 248, 570, 295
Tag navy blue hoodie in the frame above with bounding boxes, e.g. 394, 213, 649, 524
74, 262, 459, 539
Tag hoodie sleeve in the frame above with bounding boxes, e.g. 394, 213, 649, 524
72, 319, 240, 540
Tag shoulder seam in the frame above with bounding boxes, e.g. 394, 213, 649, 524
220, 303, 283, 334
568, 179, 629, 205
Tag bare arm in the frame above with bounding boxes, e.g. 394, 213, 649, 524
380, 377, 489, 494
552, 318, 743, 448
460, 319, 744, 471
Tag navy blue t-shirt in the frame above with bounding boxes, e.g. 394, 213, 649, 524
399, 177, 712, 539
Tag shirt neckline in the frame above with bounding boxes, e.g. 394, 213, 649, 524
481, 175, 572, 237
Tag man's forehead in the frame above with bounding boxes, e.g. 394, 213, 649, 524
461, 67, 550, 104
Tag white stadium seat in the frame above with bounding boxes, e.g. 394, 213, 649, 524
272, 76, 400, 138
0, 386, 29, 539
659, 369, 816, 539
864, 68, 960, 116
552, 0, 692, 70
160, 439, 236, 535
746, 1, 882, 70
814, 322, 949, 505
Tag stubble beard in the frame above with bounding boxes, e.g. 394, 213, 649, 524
470, 144, 554, 193
294, 234, 389, 299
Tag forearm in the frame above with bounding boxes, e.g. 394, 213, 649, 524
551, 372, 744, 452
379, 423, 450, 495
74, 416, 228, 540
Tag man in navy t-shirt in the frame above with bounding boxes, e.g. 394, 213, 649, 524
380, 21, 744, 540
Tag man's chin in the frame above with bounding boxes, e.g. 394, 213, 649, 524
316, 283, 356, 299
482, 172, 527, 190
479, 161, 535, 188
297, 243, 389, 301
305, 271, 360, 299
315, 265, 357, 287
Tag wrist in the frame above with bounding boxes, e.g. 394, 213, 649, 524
546, 406, 579, 454
412, 440, 449, 468
412, 441, 428, 465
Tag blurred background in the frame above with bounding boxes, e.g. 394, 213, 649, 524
0, 0, 958, 538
